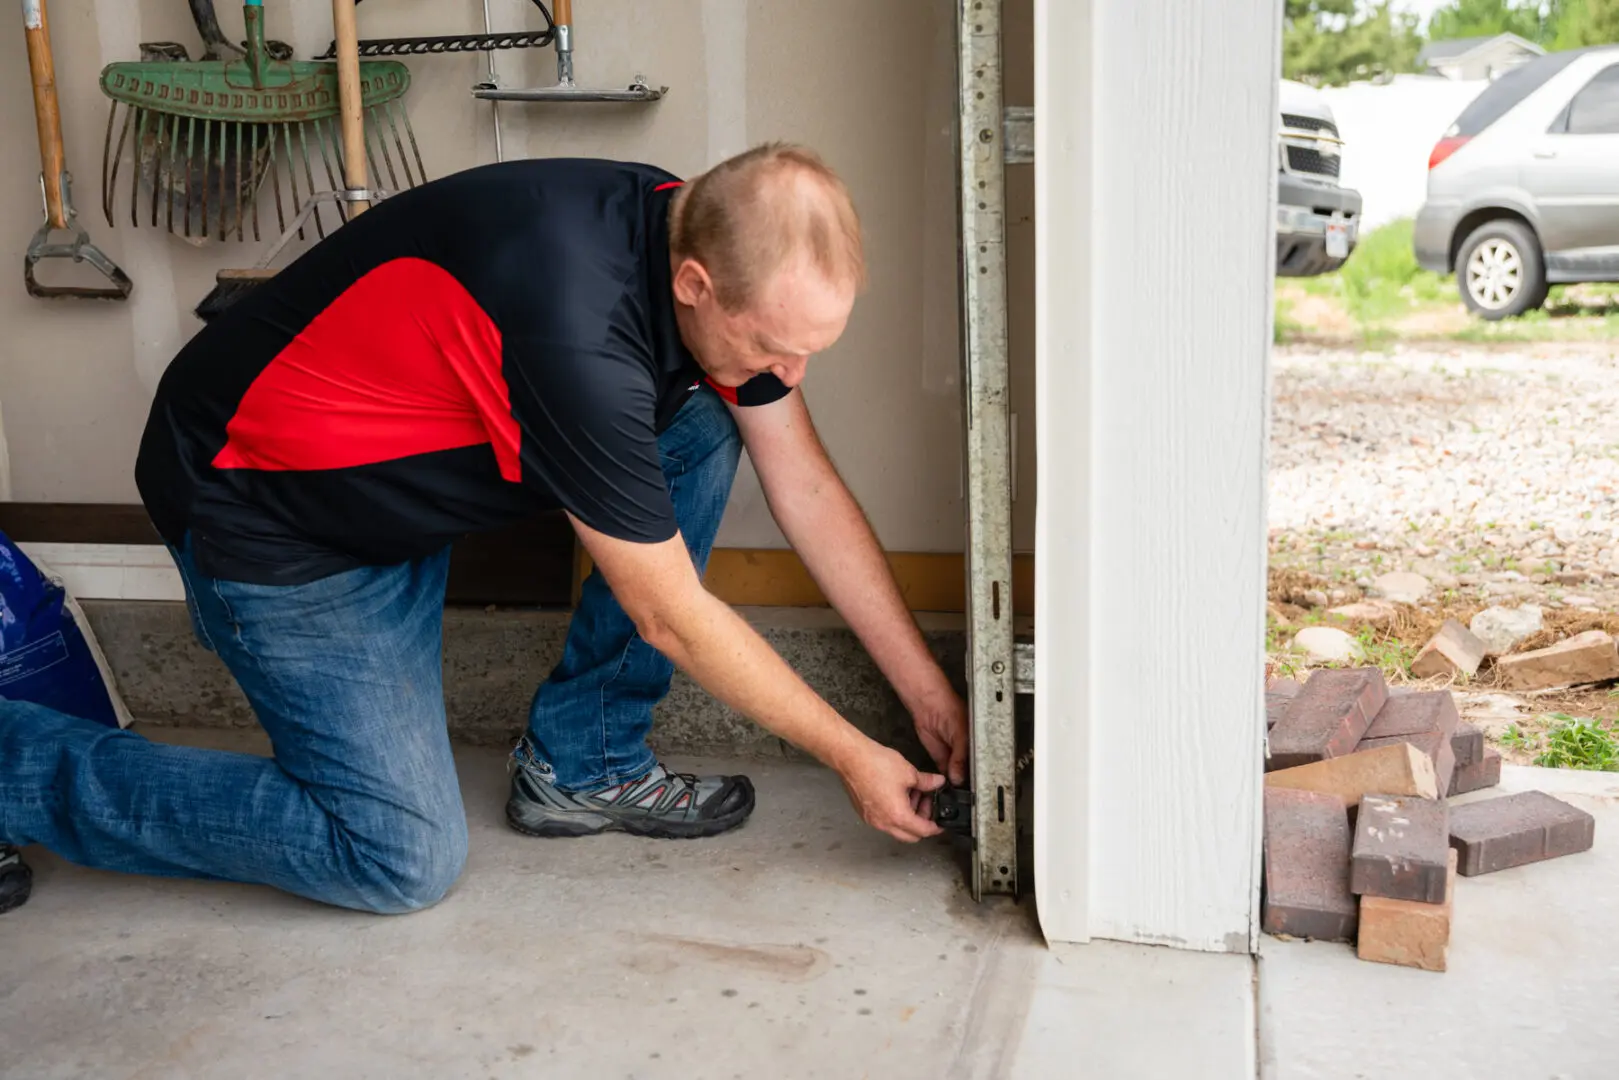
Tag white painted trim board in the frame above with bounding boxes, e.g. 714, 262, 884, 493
19, 543, 184, 602
1033, 0, 1278, 951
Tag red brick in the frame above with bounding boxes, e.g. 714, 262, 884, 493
1410, 619, 1486, 679
1450, 723, 1485, 769
1363, 691, 1459, 742
1448, 748, 1501, 797
1266, 742, 1440, 803
1351, 795, 1451, 902
1496, 631, 1619, 691
1360, 730, 1456, 804
1449, 790, 1595, 876
1263, 787, 1357, 942
1358, 850, 1456, 973
1266, 692, 1293, 730
1268, 668, 1388, 771
1268, 677, 1303, 697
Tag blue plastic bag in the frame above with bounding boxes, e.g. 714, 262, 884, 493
0, 533, 126, 727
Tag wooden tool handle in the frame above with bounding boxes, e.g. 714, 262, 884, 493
553, 0, 572, 29
23, 0, 67, 229
331, 0, 369, 215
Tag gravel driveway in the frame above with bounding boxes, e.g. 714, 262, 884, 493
1270, 341, 1619, 612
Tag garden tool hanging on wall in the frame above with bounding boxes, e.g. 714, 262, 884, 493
22, 0, 132, 299
195, 0, 385, 320
471, 0, 667, 103
98, 0, 425, 244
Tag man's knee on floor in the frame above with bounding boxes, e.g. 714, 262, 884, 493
338, 815, 468, 915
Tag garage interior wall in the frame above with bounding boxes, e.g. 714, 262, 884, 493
0, 0, 1035, 571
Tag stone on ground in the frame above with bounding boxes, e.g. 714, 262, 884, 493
1468, 604, 1544, 657
1293, 626, 1359, 664
1371, 572, 1431, 604
1410, 619, 1486, 680
1328, 601, 1398, 628
1495, 630, 1619, 691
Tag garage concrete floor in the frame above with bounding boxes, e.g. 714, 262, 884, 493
3, 728, 1258, 1080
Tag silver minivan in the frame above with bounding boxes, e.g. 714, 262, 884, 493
1414, 46, 1619, 319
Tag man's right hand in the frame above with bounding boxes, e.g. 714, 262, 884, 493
570, 518, 948, 844
836, 740, 945, 843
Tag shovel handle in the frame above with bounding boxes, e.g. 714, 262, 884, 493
331, 0, 369, 215
23, 0, 67, 229
553, 0, 572, 27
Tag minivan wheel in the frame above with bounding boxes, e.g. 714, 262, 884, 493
1456, 219, 1548, 321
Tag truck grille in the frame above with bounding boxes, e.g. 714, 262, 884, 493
1282, 113, 1339, 139
1286, 145, 1340, 179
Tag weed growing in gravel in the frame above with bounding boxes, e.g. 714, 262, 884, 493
1350, 627, 1415, 679
1499, 723, 1534, 752
1533, 715, 1619, 772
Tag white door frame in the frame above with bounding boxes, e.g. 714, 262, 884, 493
1033, 0, 1281, 951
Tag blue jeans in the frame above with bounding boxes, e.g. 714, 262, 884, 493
0, 390, 741, 913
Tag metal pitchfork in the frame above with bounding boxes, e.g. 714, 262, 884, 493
98, 0, 423, 243
22, 0, 131, 299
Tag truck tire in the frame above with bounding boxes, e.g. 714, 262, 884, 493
1456, 219, 1548, 321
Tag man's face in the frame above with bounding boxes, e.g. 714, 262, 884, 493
672, 256, 856, 390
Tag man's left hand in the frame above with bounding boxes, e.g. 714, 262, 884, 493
913, 691, 968, 786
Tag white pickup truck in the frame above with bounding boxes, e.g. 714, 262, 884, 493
1276, 80, 1363, 276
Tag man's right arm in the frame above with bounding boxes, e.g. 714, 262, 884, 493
569, 513, 943, 843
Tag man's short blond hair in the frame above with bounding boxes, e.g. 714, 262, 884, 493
669, 143, 866, 312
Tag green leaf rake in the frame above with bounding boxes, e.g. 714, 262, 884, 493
98, 0, 424, 243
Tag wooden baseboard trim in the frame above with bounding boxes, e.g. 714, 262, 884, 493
581, 547, 1034, 614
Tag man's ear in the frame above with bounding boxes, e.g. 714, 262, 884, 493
671, 257, 714, 307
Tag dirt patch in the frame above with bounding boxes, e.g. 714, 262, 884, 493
1393, 305, 1473, 337
1284, 292, 1356, 337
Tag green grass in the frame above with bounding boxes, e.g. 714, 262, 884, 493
1292, 220, 1449, 323
1274, 296, 1302, 345
1533, 714, 1619, 772
1276, 219, 1619, 345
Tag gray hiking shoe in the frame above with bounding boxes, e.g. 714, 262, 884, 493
0, 845, 32, 914
506, 738, 755, 840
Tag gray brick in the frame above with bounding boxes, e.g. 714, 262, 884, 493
1351, 795, 1450, 903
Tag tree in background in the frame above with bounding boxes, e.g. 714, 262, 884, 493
1550, 0, 1619, 47
1426, 0, 1554, 44
1423, 0, 1619, 48
1284, 0, 1423, 85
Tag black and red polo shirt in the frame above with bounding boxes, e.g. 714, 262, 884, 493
136, 158, 791, 584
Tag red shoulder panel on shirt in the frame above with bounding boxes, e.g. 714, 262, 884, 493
212, 257, 522, 481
